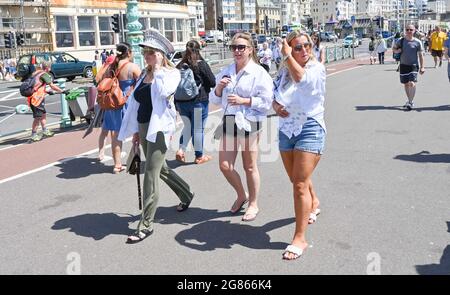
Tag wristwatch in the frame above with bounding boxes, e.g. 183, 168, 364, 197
283, 54, 291, 62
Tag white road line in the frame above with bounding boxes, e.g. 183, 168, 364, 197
327, 66, 363, 77
0, 137, 131, 184
0, 92, 19, 101
0, 89, 19, 94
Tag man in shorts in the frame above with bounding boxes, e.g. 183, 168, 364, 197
392, 24, 425, 111
430, 26, 447, 68
28, 61, 66, 142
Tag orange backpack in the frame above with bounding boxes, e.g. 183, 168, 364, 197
96, 62, 133, 110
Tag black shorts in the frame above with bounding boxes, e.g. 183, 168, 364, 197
30, 103, 46, 118
399, 64, 418, 84
431, 50, 443, 57
222, 115, 262, 137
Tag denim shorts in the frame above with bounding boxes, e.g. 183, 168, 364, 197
278, 118, 326, 154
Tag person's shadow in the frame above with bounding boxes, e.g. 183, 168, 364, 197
51, 212, 139, 240
394, 151, 450, 164
55, 157, 112, 179
415, 222, 450, 274
155, 206, 242, 226
355, 105, 450, 112
174, 217, 295, 251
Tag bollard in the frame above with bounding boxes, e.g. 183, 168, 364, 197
56, 78, 71, 128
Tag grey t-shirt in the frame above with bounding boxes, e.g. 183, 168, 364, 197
396, 37, 423, 66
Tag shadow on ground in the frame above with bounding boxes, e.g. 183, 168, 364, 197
415, 222, 450, 274
155, 206, 244, 226
355, 105, 450, 112
55, 157, 112, 179
174, 217, 295, 251
51, 212, 140, 240
394, 151, 450, 164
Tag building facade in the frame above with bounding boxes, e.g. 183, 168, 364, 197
1, 0, 191, 60
256, 0, 281, 35
204, 0, 257, 34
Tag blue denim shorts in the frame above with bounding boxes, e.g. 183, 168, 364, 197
278, 118, 326, 154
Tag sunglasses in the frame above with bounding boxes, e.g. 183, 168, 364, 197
406, 29, 414, 32
293, 42, 311, 52
229, 44, 249, 52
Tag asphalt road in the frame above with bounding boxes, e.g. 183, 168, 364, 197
0, 54, 449, 275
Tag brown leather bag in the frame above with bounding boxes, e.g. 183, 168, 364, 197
96, 61, 133, 110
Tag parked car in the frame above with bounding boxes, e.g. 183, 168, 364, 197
320, 32, 338, 42
204, 35, 215, 43
343, 35, 359, 48
16, 52, 93, 81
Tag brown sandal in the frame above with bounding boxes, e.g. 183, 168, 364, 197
175, 150, 186, 163
195, 155, 212, 164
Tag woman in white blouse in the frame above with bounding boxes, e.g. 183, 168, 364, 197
311, 32, 325, 65
272, 31, 326, 260
210, 32, 273, 222
119, 31, 194, 243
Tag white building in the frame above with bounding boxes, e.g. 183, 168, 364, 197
311, 0, 355, 25
280, 0, 302, 25
187, 0, 205, 37
427, 0, 446, 13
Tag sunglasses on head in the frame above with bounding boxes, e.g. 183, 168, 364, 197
293, 42, 311, 52
229, 44, 249, 52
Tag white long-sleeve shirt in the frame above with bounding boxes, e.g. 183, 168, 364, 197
118, 67, 180, 147
209, 60, 273, 124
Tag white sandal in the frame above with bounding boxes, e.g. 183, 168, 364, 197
308, 208, 321, 224
282, 245, 304, 260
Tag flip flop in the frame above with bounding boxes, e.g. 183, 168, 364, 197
308, 208, 321, 224
195, 155, 212, 164
282, 244, 304, 260
113, 166, 126, 174
175, 151, 186, 163
230, 198, 248, 214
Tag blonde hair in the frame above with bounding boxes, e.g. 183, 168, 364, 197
286, 30, 316, 62
230, 32, 258, 63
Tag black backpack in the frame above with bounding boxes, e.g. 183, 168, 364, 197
20, 72, 44, 97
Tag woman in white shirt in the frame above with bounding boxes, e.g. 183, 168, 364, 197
311, 32, 325, 65
376, 35, 387, 64
210, 32, 273, 222
272, 31, 326, 260
119, 30, 194, 243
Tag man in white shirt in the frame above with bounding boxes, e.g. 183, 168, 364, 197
257, 42, 272, 72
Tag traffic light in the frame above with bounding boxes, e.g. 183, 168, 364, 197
4, 32, 15, 48
217, 16, 223, 31
307, 18, 313, 30
16, 32, 25, 46
111, 14, 120, 33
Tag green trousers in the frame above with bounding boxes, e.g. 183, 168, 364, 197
137, 123, 194, 233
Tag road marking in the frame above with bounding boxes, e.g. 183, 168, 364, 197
0, 137, 131, 184
0, 92, 19, 101
0, 89, 19, 94
328, 66, 363, 77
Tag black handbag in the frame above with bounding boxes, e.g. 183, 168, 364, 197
126, 145, 142, 209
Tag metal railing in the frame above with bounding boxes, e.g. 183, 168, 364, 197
325, 45, 354, 63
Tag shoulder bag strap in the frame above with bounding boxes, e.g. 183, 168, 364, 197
115, 61, 130, 77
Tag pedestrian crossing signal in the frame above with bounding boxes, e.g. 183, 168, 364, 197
4, 32, 15, 48
111, 14, 120, 33
16, 33, 25, 46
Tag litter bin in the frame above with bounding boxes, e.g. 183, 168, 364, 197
66, 87, 90, 119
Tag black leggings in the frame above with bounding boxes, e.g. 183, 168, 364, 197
378, 52, 385, 64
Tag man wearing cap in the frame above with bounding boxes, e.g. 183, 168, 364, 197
28, 61, 67, 142
119, 29, 195, 243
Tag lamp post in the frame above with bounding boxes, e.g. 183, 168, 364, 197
126, 0, 144, 69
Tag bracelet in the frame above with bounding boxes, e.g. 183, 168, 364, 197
283, 54, 291, 62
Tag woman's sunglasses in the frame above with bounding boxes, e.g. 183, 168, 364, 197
229, 44, 249, 52
293, 42, 311, 52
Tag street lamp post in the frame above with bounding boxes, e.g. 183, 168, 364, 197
126, 0, 144, 69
